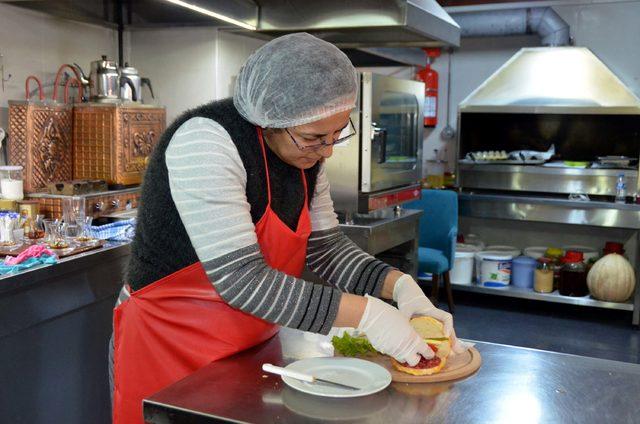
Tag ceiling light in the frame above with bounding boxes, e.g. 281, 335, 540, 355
163, 0, 256, 30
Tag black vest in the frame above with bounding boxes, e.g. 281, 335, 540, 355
127, 98, 320, 290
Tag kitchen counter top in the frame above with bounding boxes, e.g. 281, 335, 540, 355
0, 241, 130, 295
0, 241, 130, 338
144, 328, 640, 424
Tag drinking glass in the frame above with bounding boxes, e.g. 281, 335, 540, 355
76, 216, 95, 243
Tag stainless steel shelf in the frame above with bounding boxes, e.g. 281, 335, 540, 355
448, 280, 633, 311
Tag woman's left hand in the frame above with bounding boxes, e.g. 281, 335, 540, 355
393, 274, 472, 355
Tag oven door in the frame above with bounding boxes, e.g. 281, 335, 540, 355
361, 72, 423, 193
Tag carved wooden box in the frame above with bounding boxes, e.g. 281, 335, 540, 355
73, 104, 166, 186
8, 101, 74, 193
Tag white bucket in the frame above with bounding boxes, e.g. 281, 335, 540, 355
523, 246, 548, 259
475, 250, 507, 283
450, 245, 478, 285
485, 245, 521, 257
464, 234, 485, 251
477, 252, 513, 287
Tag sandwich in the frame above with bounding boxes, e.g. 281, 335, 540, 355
391, 316, 451, 376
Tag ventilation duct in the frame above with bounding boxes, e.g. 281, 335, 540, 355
450, 8, 570, 46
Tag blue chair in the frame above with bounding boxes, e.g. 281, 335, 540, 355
405, 189, 458, 313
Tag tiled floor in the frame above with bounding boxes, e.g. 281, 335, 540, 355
441, 291, 640, 364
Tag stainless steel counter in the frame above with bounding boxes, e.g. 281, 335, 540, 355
338, 208, 422, 278
459, 164, 639, 198
0, 241, 131, 423
459, 192, 640, 229
144, 328, 640, 424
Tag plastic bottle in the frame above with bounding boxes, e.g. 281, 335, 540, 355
615, 174, 626, 204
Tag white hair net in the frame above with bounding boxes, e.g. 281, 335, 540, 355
233, 33, 358, 128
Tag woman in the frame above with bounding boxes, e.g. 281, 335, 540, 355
111, 32, 467, 423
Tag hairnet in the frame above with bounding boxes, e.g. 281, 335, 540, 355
233, 33, 358, 128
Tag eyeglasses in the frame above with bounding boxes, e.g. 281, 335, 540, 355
285, 119, 356, 152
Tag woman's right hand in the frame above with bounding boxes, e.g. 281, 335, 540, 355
357, 295, 434, 366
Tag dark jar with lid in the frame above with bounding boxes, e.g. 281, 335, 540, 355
558, 251, 588, 297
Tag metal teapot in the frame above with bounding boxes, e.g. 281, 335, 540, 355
75, 56, 138, 103
119, 63, 154, 103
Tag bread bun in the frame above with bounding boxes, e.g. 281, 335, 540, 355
391, 317, 451, 376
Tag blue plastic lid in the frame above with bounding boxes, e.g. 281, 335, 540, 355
513, 255, 537, 265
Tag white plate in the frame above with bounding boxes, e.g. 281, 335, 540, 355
281, 357, 391, 398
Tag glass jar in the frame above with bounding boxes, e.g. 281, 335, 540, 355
544, 247, 564, 291
559, 251, 588, 297
534, 258, 554, 293
424, 160, 446, 189
0, 212, 21, 247
25, 214, 45, 240
0, 166, 24, 201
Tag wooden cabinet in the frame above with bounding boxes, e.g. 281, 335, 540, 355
73, 104, 166, 186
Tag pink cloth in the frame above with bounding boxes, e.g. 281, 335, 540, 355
4, 244, 56, 265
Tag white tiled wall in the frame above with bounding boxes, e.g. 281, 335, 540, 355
0, 2, 266, 131
129, 27, 218, 121
128, 28, 265, 123
0, 3, 118, 129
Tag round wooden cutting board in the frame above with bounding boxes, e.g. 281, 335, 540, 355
365, 347, 482, 383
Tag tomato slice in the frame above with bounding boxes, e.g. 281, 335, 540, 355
399, 343, 442, 369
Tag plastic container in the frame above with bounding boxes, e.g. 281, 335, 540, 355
0, 165, 24, 201
512, 256, 537, 288
545, 247, 564, 259
464, 234, 485, 251
478, 253, 513, 287
450, 244, 478, 285
485, 245, 521, 257
524, 246, 548, 259
559, 251, 588, 297
534, 258, 554, 293
561, 245, 598, 263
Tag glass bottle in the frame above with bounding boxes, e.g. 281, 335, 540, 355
558, 251, 588, 297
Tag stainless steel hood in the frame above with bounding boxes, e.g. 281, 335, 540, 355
460, 47, 640, 115
254, 0, 461, 48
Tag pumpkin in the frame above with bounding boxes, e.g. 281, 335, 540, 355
587, 253, 636, 302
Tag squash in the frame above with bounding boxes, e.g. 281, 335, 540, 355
587, 253, 636, 302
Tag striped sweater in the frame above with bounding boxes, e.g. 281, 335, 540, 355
127, 99, 392, 334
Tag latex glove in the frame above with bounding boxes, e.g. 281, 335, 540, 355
357, 295, 433, 366
393, 274, 473, 355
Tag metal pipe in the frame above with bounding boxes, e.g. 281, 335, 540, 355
117, 0, 124, 66
450, 7, 570, 46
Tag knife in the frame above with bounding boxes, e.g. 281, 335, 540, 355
262, 363, 361, 391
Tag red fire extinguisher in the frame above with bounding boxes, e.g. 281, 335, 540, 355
416, 48, 441, 127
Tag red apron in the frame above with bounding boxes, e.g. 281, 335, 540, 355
112, 127, 311, 424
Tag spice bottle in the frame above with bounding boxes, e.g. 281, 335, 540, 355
545, 247, 564, 290
534, 258, 554, 293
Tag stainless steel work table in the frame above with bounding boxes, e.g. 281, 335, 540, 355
144, 328, 640, 423
458, 192, 640, 326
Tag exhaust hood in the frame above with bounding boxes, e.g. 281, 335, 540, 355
460, 47, 640, 114
1, 0, 460, 47
254, 0, 461, 48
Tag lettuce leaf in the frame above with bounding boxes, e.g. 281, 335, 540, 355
331, 332, 376, 357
